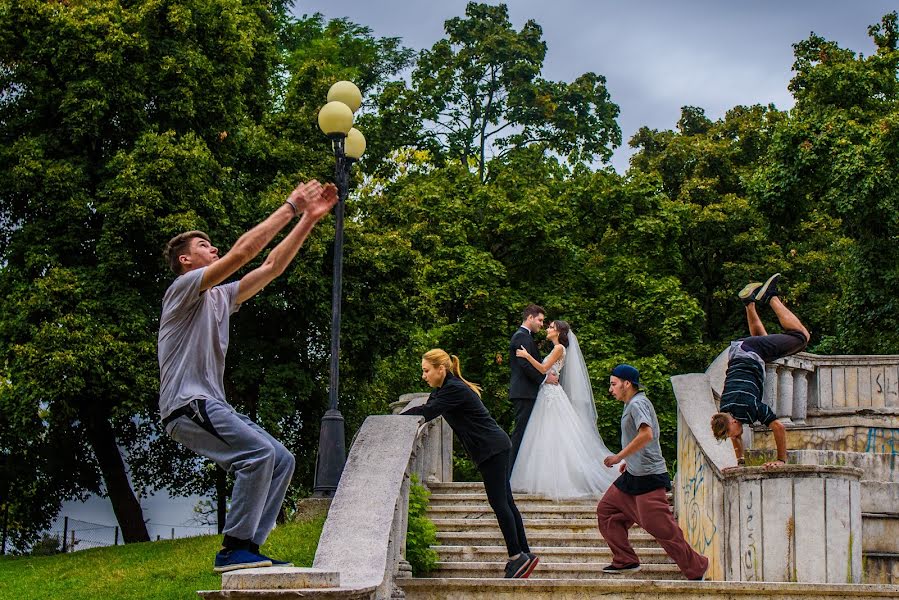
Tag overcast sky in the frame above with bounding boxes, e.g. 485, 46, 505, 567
292, 0, 895, 172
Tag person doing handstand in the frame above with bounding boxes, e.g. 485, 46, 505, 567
710, 273, 810, 469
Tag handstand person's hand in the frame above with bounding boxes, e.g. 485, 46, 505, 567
763, 459, 785, 469
288, 180, 324, 214
303, 183, 339, 222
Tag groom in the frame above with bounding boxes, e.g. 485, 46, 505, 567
509, 304, 557, 466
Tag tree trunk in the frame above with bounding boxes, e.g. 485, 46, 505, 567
80, 408, 150, 543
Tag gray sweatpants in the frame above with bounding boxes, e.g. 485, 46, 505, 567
165, 398, 295, 546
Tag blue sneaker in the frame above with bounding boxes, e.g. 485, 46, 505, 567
249, 544, 294, 567
259, 553, 293, 567
213, 549, 273, 573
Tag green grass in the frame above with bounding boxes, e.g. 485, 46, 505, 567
0, 515, 325, 600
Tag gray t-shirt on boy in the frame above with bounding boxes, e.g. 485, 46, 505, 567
158, 267, 241, 420
621, 391, 668, 476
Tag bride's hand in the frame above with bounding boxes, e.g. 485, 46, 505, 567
515, 346, 529, 358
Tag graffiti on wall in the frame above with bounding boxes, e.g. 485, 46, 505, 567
677, 427, 718, 556
743, 486, 760, 580
865, 427, 899, 455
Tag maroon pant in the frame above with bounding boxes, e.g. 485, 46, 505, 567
596, 484, 708, 579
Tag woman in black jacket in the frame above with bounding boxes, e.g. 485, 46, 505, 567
403, 348, 539, 579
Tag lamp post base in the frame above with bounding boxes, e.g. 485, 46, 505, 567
312, 409, 346, 498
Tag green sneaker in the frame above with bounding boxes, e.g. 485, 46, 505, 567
756, 273, 781, 305
738, 282, 762, 305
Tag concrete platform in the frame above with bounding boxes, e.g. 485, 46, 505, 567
399, 577, 899, 600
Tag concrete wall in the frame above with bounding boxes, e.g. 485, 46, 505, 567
673, 369, 865, 584
722, 467, 863, 583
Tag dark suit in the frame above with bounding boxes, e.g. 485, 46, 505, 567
509, 326, 545, 466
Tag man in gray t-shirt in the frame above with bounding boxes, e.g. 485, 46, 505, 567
596, 364, 709, 580
158, 179, 337, 573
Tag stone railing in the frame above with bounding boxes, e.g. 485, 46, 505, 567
719, 352, 899, 425
201, 398, 453, 600
673, 368, 864, 583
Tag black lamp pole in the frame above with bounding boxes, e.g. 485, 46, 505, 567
313, 136, 352, 497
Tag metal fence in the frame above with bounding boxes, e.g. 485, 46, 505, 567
44, 517, 217, 552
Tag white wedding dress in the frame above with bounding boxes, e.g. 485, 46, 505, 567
510, 334, 619, 500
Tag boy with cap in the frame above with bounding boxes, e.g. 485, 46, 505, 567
596, 364, 709, 580
710, 273, 809, 469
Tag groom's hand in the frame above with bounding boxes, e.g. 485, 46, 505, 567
545, 372, 559, 385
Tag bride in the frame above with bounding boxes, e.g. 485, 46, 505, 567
510, 320, 619, 500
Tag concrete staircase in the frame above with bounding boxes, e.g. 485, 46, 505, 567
419, 481, 681, 581
398, 482, 898, 600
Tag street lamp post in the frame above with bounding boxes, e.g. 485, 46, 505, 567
313, 82, 366, 497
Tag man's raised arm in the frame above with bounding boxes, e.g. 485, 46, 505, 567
237, 183, 338, 304
200, 180, 324, 291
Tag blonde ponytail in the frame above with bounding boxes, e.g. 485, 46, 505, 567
423, 349, 483, 397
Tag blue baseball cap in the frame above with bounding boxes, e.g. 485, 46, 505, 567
611, 364, 642, 388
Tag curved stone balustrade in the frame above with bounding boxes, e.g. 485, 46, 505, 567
673, 371, 864, 584
202, 406, 453, 599
711, 352, 899, 426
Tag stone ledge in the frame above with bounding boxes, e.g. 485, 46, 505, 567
222, 567, 339, 590
197, 586, 376, 600
719, 463, 864, 481
399, 577, 899, 599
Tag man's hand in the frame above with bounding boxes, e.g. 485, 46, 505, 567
288, 180, 324, 214
545, 371, 559, 385
303, 183, 338, 222
603, 453, 622, 468
763, 459, 786, 469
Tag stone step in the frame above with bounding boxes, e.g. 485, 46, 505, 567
428, 505, 605, 520
424, 561, 684, 580
863, 512, 899, 554
399, 577, 899, 600
861, 481, 899, 514
427, 493, 600, 507
427, 482, 673, 502
431, 517, 640, 534
433, 545, 675, 564
863, 552, 899, 584
436, 530, 661, 548
790, 450, 899, 483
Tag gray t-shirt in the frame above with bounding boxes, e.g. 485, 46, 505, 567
621, 392, 668, 476
157, 267, 241, 420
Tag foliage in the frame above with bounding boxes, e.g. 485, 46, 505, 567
384, 2, 620, 182
0, 0, 284, 545
0, 514, 325, 600
405, 475, 439, 576
3, 0, 899, 546
752, 12, 899, 353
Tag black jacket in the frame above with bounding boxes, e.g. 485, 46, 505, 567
509, 327, 544, 400
403, 373, 511, 466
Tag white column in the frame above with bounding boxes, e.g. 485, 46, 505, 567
792, 369, 809, 425
777, 366, 794, 425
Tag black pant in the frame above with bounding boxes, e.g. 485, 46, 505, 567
739, 330, 808, 362
509, 397, 535, 467
479, 449, 529, 557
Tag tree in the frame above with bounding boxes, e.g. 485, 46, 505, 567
387, 2, 620, 183
752, 12, 899, 353
0, 0, 281, 544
